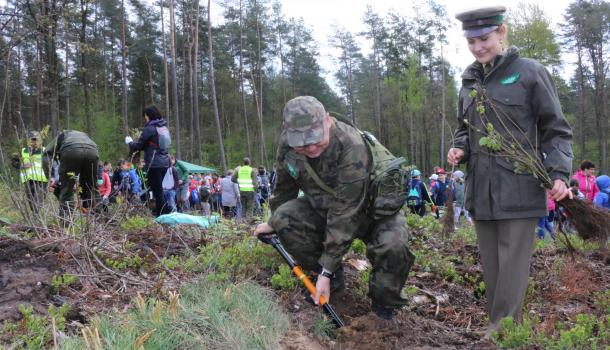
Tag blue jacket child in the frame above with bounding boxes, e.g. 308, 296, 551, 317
119, 162, 142, 197
593, 175, 610, 210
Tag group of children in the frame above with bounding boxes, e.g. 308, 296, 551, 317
96, 159, 148, 210
405, 167, 473, 228
537, 160, 610, 239
405, 159, 610, 238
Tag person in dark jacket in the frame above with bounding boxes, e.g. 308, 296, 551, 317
406, 169, 433, 217
430, 168, 452, 218
43, 130, 99, 218
126, 105, 171, 217
448, 6, 573, 338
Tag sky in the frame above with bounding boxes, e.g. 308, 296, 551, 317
273, 0, 575, 90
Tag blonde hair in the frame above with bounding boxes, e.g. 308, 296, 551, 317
497, 24, 509, 49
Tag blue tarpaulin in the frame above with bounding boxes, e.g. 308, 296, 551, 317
155, 212, 220, 228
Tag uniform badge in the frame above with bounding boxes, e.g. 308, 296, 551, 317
286, 162, 299, 179
500, 73, 520, 85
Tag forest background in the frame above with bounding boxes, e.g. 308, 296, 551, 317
0, 0, 608, 175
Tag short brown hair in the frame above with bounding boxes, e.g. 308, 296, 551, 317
580, 160, 595, 171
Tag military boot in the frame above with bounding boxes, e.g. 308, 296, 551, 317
372, 304, 396, 321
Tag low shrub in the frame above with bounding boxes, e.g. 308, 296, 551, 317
271, 265, 298, 290
119, 215, 154, 231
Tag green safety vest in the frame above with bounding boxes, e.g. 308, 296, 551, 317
237, 165, 255, 192
20, 147, 48, 183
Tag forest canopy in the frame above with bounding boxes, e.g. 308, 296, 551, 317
0, 0, 608, 173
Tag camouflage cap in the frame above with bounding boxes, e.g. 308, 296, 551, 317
283, 96, 326, 148
455, 5, 506, 38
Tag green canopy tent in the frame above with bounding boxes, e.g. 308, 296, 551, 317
176, 160, 216, 181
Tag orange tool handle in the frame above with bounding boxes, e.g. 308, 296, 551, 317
292, 266, 328, 306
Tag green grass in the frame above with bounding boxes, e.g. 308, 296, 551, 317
492, 315, 610, 349
119, 215, 155, 231
0, 182, 22, 229
60, 280, 289, 350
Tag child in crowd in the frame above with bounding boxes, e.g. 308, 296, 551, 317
593, 175, 610, 210
118, 160, 142, 202
452, 170, 473, 228
536, 191, 556, 239
569, 179, 585, 199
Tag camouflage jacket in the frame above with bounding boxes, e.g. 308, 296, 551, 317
269, 118, 371, 272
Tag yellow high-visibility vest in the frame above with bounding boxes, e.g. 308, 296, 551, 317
237, 165, 254, 192
20, 147, 48, 183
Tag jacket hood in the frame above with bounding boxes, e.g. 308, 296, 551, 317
596, 175, 610, 191
147, 118, 167, 127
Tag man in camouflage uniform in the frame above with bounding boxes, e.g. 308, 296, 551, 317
43, 130, 99, 218
254, 96, 414, 320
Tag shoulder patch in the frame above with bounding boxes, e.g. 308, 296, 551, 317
500, 72, 520, 85
286, 161, 299, 179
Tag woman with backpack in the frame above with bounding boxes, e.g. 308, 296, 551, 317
126, 105, 171, 217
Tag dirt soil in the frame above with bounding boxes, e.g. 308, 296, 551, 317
0, 224, 204, 330
0, 237, 63, 323
277, 230, 610, 350
2, 221, 609, 349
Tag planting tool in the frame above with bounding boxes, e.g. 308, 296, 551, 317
258, 233, 345, 328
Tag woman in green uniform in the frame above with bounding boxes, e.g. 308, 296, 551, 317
447, 6, 573, 338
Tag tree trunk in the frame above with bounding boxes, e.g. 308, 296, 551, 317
64, 41, 70, 129
35, 40, 42, 131
0, 51, 11, 141
186, 14, 194, 158
120, 0, 129, 135
145, 55, 155, 104
255, 1, 268, 167
169, 0, 181, 158
440, 42, 446, 167
15, 45, 23, 135
192, 0, 202, 163
43, 0, 59, 137
160, 0, 170, 124
207, 0, 227, 173
576, 39, 586, 162
80, 0, 92, 135
590, 44, 608, 172
239, 0, 252, 159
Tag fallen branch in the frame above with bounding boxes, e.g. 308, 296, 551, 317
87, 246, 149, 286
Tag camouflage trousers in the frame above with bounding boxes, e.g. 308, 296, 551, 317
54, 147, 99, 217
269, 198, 415, 308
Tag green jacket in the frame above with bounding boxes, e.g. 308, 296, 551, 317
269, 118, 371, 272
453, 47, 573, 220
43, 130, 99, 178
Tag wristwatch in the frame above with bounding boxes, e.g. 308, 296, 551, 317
320, 268, 333, 279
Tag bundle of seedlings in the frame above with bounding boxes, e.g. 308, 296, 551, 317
465, 88, 610, 245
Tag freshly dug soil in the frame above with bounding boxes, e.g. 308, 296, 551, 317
0, 238, 61, 322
